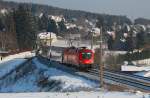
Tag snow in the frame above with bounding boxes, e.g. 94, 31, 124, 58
1, 72, 40, 92
0, 57, 99, 92
0, 59, 26, 78
0, 51, 35, 64
0, 9, 8, 14
121, 65, 150, 72
33, 58, 99, 92
134, 71, 150, 77
0, 51, 35, 91
0, 58, 40, 92
0, 50, 149, 98
0, 91, 149, 98
0, 51, 35, 78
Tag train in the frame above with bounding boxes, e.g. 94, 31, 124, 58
62, 47, 94, 68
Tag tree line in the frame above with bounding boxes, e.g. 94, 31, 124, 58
0, 0, 150, 51
0, 4, 67, 51
96, 17, 150, 51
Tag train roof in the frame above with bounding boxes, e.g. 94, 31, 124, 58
64, 46, 93, 52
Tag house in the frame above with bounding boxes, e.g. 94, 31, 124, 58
37, 32, 57, 46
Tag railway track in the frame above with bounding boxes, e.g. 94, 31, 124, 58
87, 67, 150, 92
56, 61, 150, 92
38, 56, 150, 92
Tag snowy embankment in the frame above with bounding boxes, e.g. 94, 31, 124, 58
0, 51, 36, 92
33, 58, 99, 92
0, 57, 99, 92
0, 59, 26, 79
0, 68, 40, 92
0, 51, 35, 64
0, 91, 149, 98
0, 51, 35, 79
0, 54, 149, 97
134, 71, 150, 77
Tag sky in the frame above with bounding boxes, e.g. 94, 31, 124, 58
3, 0, 150, 20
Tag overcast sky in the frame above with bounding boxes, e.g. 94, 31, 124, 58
3, 0, 150, 20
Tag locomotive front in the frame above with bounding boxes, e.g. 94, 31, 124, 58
79, 49, 94, 66
62, 47, 94, 68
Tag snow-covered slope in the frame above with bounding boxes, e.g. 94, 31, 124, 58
33, 58, 99, 92
134, 71, 150, 77
0, 51, 35, 64
0, 70, 40, 92
0, 57, 99, 92
0, 91, 149, 98
0, 59, 26, 78
0, 51, 35, 79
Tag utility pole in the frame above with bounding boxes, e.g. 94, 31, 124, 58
1, 29, 6, 50
91, 30, 94, 49
0, 31, 2, 49
99, 26, 104, 88
47, 18, 52, 60
49, 32, 52, 59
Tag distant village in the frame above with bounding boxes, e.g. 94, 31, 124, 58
0, 0, 150, 54
0, 6, 150, 51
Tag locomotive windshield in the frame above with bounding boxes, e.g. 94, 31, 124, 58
82, 52, 92, 59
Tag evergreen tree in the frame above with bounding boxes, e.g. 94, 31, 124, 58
107, 35, 114, 50
4, 12, 18, 49
58, 19, 67, 33
0, 18, 5, 31
96, 16, 104, 28
38, 13, 48, 31
14, 5, 37, 50
136, 31, 145, 49
47, 18, 58, 34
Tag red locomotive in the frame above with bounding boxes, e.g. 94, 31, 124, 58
62, 47, 94, 68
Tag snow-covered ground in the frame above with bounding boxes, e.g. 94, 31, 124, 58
0, 57, 99, 92
134, 71, 150, 77
121, 65, 150, 72
33, 58, 99, 92
0, 51, 35, 79
0, 51, 35, 64
0, 58, 26, 78
0, 42, 149, 97
0, 51, 37, 92
0, 71, 40, 92
0, 91, 149, 98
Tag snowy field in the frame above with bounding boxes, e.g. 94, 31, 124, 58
0, 51, 35, 64
0, 58, 26, 78
0, 57, 99, 92
33, 58, 99, 92
0, 91, 149, 98
0, 51, 35, 79
0, 51, 99, 93
122, 66, 150, 77
134, 71, 150, 77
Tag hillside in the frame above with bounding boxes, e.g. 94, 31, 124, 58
0, 0, 132, 25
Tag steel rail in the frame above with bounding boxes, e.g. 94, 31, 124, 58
88, 68, 150, 91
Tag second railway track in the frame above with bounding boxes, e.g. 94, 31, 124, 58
87, 67, 150, 92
